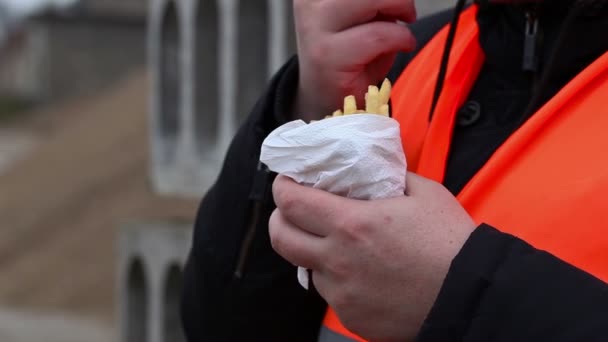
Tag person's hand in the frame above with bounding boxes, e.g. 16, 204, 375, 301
269, 173, 476, 341
292, 0, 417, 121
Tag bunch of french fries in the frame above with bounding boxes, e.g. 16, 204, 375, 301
329, 78, 392, 118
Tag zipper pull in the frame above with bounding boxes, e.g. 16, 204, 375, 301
523, 11, 540, 72
234, 162, 273, 279
249, 162, 272, 201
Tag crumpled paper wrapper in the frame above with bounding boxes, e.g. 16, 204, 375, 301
260, 114, 407, 288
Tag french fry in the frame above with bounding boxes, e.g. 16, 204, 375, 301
379, 78, 392, 106
379, 104, 390, 117
325, 79, 393, 119
344, 95, 357, 115
366, 86, 380, 113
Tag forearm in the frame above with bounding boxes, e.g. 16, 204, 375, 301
418, 224, 608, 341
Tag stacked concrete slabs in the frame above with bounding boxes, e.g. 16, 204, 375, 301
148, 0, 295, 197
118, 223, 191, 342
147, 0, 455, 197
118, 1, 296, 342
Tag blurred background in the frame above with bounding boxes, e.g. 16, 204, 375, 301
0, 0, 452, 341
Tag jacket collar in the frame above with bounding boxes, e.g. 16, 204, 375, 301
476, 1, 608, 114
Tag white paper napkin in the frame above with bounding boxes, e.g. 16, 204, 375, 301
260, 114, 407, 289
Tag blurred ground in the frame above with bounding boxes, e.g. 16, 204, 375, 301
0, 130, 36, 175
0, 70, 198, 339
0, 309, 113, 342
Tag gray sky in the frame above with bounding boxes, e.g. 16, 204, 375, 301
0, 0, 77, 17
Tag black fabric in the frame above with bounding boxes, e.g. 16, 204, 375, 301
417, 225, 608, 341
182, 3, 608, 342
181, 59, 327, 342
444, 2, 608, 195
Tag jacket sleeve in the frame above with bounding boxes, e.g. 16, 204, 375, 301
417, 224, 608, 342
180, 58, 327, 342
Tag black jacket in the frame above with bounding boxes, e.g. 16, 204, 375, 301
182, 2, 608, 341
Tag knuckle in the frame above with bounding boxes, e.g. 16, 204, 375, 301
280, 193, 297, 215
364, 26, 389, 49
271, 178, 282, 202
268, 209, 280, 231
269, 230, 284, 255
272, 180, 294, 210
326, 255, 351, 281
268, 211, 285, 252
334, 210, 354, 231
307, 38, 330, 67
337, 211, 369, 242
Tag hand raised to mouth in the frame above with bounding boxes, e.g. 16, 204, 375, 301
291, 0, 417, 122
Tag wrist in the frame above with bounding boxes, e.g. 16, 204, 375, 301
290, 83, 332, 122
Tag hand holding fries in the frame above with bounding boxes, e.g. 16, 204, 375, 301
292, 0, 417, 122
262, 76, 407, 329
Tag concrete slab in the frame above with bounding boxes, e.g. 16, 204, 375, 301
117, 221, 191, 342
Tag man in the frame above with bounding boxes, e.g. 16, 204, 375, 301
182, 0, 608, 341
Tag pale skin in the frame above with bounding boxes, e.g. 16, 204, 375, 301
270, 174, 475, 341
272, 0, 542, 341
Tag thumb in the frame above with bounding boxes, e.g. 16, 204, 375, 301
405, 172, 437, 196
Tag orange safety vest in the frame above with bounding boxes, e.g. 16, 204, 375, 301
320, 5, 608, 341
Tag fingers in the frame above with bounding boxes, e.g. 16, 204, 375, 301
325, 21, 416, 67
273, 175, 355, 238
269, 209, 325, 270
319, 0, 417, 31
405, 172, 442, 196
292, 0, 417, 121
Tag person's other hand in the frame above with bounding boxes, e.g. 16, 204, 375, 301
292, 0, 417, 121
269, 173, 475, 341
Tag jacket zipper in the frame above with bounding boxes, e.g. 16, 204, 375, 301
523, 9, 540, 73
234, 162, 272, 279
